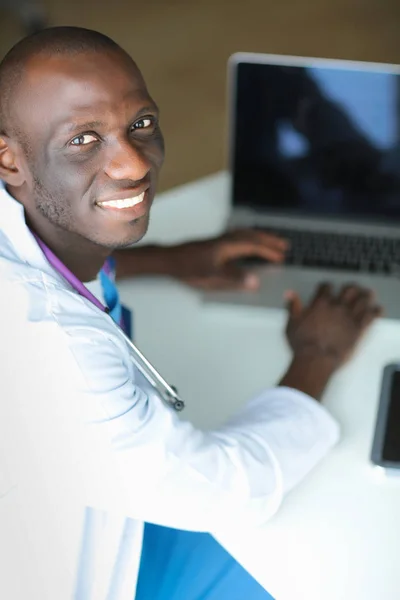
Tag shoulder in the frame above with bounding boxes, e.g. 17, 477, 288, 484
0, 257, 160, 427
2, 270, 137, 397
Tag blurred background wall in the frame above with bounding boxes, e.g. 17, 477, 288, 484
0, 0, 399, 192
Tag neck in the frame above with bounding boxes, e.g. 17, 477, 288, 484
46, 239, 108, 282
56, 246, 109, 282
27, 218, 109, 283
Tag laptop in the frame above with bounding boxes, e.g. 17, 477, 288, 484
205, 53, 400, 318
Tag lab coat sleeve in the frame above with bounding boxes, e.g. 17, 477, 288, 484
68, 326, 339, 534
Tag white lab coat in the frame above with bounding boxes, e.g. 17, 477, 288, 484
0, 182, 339, 600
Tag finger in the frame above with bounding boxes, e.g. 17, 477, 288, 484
246, 229, 290, 250
338, 283, 361, 305
309, 282, 334, 306
204, 277, 249, 291
219, 240, 286, 264
205, 273, 260, 291
184, 263, 260, 292
227, 229, 289, 251
242, 273, 261, 290
181, 276, 254, 291
359, 305, 384, 330
285, 290, 303, 320
351, 289, 376, 320
221, 263, 261, 291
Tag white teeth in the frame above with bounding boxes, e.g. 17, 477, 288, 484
99, 192, 145, 209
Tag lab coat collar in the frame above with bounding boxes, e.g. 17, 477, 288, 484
0, 180, 72, 288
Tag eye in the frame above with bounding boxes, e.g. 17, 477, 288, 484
70, 133, 98, 146
131, 117, 155, 131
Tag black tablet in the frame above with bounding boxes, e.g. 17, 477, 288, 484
371, 364, 400, 473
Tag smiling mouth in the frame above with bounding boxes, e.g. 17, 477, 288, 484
96, 191, 146, 210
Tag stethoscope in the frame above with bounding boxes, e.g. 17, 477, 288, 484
108, 312, 185, 412
32, 232, 185, 413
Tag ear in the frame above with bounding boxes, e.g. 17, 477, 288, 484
0, 135, 26, 186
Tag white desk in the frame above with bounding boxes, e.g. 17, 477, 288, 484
119, 172, 400, 600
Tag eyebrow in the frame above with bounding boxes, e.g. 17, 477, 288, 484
63, 120, 105, 134
60, 105, 160, 136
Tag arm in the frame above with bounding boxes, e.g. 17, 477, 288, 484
64, 283, 380, 533
112, 244, 178, 279
113, 229, 288, 290
280, 353, 337, 401
67, 328, 339, 531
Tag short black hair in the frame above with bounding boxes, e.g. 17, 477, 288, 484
0, 26, 125, 137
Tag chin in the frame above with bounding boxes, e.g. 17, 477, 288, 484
87, 208, 151, 249
112, 217, 150, 249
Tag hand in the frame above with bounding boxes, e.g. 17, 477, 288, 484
285, 283, 383, 369
279, 283, 383, 400
170, 229, 288, 291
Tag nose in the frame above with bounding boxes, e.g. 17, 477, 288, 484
104, 139, 151, 182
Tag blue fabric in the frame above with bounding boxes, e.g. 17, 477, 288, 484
121, 305, 133, 339
100, 257, 133, 337
100, 257, 274, 600
136, 524, 274, 600
100, 257, 123, 327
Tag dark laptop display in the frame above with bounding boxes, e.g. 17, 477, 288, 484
232, 61, 400, 223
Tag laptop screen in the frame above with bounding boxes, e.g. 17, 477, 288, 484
232, 58, 400, 223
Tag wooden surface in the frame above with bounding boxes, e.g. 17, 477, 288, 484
1, 0, 399, 191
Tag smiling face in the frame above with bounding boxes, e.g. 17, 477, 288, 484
1, 48, 165, 256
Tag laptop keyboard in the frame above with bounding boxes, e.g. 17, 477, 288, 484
256, 227, 400, 275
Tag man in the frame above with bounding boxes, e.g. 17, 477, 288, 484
0, 27, 381, 600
